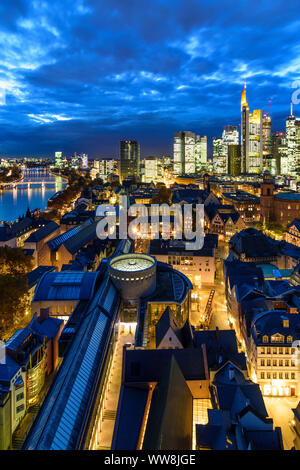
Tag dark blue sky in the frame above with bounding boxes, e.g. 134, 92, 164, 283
0, 0, 299, 159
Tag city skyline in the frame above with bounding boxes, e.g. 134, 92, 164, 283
0, 0, 299, 158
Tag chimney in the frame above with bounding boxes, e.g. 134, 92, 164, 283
38, 307, 50, 324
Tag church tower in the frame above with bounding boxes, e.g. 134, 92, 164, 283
260, 170, 274, 224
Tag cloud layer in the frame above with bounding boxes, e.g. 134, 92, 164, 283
0, 0, 299, 158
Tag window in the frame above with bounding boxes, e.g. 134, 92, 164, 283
273, 372, 277, 379
279, 360, 283, 367
267, 359, 271, 366
16, 392, 24, 402
279, 348, 283, 354
261, 372, 265, 379
260, 348, 265, 355
285, 373, 289, 379
267, 372, 271, 379
263, 336, 268, 343
16, 404, 24, 414
285, 360, 289, 366
287, 336, 293, 343
273, 360, 277, 367
261, 360, 265, 366
291, 373, 295, 380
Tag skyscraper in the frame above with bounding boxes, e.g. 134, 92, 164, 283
248, 109, 263, 173
55, 151, 62, 168
262, 114, 272, 172
241, 82, 249, 173
286, 103, 300, 175
120, 140, 140, 182
228, 144, 242, 176
173, 131, 195, 175
195, 135, 207, 172
241, 82, 263, 174
213, 137, 226, 174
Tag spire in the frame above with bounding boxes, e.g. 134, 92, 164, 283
290, 101, 293, 116
241, 79, 248, 111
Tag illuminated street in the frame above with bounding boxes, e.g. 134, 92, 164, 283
264, 397, 299, 449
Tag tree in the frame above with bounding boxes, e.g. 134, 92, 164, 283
0, 275, 30, 341
0, 246, 33, 275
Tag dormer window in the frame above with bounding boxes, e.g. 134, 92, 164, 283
283, 319, 289, 328
262, 335, 268, 343
287, 336, 293, 343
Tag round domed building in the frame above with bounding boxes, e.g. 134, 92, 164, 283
108, 253, 157, 301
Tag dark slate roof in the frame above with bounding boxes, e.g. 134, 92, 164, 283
251, 309, 300, 344
142, 356, 193, 450
32, 317, 63, 339
33, 271, 100, 302
230, 228, 279, 258
112, 385, 149, 450
26, 266, 57, 290
224, 259, 264, 290
245, 429, 283, 450
47, 218, 97, 254
149, 235, 215, 257
26, 221, 59, 243
124, 348, 206, 383
194, 330, 247, 371
0, 217, 38, 242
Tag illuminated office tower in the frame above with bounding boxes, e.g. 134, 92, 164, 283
286, 103, 300, 175
80, 153, 88, 169
272, 132, 286, 175
195, 135, 207, 172
213, 137, 226, 174
228, 144, 242, 176
120, 140, 140, 182
241, 82, 249, 173
173, 131, 195, 175
262, 114, 273, 172
55, 151, 62, 168
248, 109, 263, 174
222, 125, 239, 172
144, 156, 158, 183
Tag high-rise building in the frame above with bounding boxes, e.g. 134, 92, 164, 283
222, 125, 239, 172
144, 156, 158, 183
262, 114, 273, 172
195, 135, 207, 172
248, 109, 263, 174
228, 144, 242, 176
173, 131, 195, 175
286, 103, 300, 175
241, 82, 249, 173
241, 83, 263, 174
55, 151, 62, 168
213, 137, 226, 174
120, 140, 140, 182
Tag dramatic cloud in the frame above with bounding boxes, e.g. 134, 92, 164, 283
0, 0, 299, 158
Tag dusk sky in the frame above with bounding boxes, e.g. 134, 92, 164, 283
0, 0, 299, 159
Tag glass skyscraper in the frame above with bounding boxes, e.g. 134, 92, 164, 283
120, 140, 140, 182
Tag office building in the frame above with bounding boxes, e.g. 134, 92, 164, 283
120, 140, 140, 182
228, 144, 242, 176
173, 131, 195, 175
286, 104, 300, 176
195, 135, 207, 172
144, 156, 158, 183
55, 152, 62, 169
